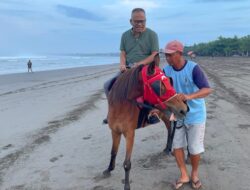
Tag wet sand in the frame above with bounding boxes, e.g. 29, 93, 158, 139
0, 57, 250, 190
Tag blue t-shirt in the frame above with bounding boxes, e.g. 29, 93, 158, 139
163, 60, 210, 125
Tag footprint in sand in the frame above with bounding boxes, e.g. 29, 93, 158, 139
238, 124, 250, 130
83, 134, 92, 140
141, 134, 161, 142
93, 173, 111, 183
207, 115, 215, 120
218, 166, 227, 171
137, 152, 170, 170
199, 157, 212, 165
49, 154, 63, 162
209, 105, 217, 109
207, 110, 214, 114
91, 186, 114, 190
211, 133, 217, 138
9, 184, 26, 189
2, 144, 14, 150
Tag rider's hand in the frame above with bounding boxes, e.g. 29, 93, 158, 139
120, 64, 127, 72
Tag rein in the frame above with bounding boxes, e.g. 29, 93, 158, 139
164, 93, 178, 102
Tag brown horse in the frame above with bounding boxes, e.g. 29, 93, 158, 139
103, 60, 188, 190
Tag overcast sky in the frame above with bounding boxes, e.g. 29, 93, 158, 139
0, 0, 249, 56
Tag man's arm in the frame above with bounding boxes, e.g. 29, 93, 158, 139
120, 51, 127, 72
178, 88, 213, 101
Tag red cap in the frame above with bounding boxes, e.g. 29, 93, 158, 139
165, 40, 184, 54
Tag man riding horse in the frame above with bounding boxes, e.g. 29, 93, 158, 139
103, 8, 160, 124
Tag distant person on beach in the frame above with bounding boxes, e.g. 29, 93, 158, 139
163, 40, 212, 189
27, 59, 32, 72
103, 7, 159, 124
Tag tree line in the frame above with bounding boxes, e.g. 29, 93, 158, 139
185, 35, 250, 57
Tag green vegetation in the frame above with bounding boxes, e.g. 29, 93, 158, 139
185, 35, 250, 56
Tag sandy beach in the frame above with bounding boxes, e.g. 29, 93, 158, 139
0, 57, 250, 190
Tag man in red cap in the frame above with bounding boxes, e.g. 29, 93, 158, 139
163, 40, 212, 189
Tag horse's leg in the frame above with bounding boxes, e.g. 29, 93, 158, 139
160, 114, 172, 155
103, 130, 121, 177
164, 122, 173, 155
123, 130, 135, 190
164, 125, 172, 155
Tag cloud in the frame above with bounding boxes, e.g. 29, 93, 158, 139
56, 4, 104, 21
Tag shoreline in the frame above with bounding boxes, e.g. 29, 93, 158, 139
2, 55, 250, 77
0, 63, 119, 77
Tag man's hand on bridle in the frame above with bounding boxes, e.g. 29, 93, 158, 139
177, 93, 190, 101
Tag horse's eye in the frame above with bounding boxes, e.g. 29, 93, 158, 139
160, 81, 167, 96
151, 80, 161, 96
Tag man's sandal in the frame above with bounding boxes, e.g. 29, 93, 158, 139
173, 180, 190, 190
191, 179, 202, 189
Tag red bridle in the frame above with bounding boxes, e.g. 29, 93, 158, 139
141, 65, 176, 109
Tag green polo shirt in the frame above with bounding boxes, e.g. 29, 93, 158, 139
120, 28, 159, 66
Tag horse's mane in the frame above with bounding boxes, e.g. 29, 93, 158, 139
109, 65, 144, 105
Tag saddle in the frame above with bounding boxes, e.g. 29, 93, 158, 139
136, 97, 158, 129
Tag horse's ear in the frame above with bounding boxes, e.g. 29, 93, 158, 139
147, 53, 159, 75
154, 53, 160, 66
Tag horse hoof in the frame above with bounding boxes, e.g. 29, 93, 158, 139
124, 184, 130, 190
163, 148, 171, 155
103, 169, 111, 178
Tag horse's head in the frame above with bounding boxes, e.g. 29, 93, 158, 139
144, 55, 189, 120
155, 89, 189, 120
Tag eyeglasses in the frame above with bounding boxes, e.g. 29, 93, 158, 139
132, 19, 146, 25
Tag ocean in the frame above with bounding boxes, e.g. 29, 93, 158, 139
0, 55, 119, 75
